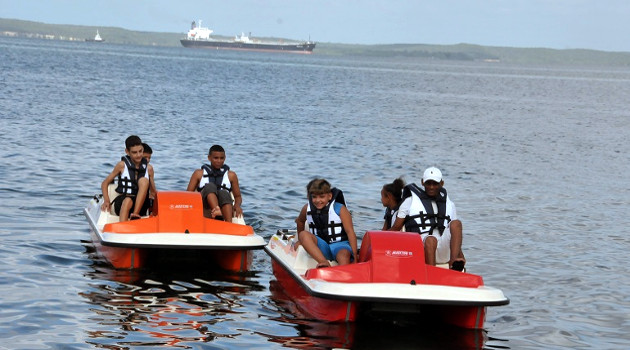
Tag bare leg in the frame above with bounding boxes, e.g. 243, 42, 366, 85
298, 230, 330, 267
424, 236, 438, 265
120, 197, 134, 221
449, 220, 466, 268
205, 192, 219, 210
335, 249, 352, 265
221, 204, 233, 223
131, 177, 149, 218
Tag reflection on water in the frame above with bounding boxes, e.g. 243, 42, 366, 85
82, 244, 499, 350
267, 280, 497, 350
81, 248, 267, 349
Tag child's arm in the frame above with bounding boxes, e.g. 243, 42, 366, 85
295, 205, 307, 233
148, 164, 157, 198
100, 162, 124, 212
339, 206, 358, 262
388, 217, 405, 231
186, 169, 202, 191
229, 171, 243, 217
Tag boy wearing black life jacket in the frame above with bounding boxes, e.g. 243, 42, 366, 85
100, 135, 150, 221
295, 179, 358, 268
393, 167, 466, 270
186, 145, 242, 222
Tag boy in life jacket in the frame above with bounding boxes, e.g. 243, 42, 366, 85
186, 145, 242, 222
393, 167, 466, 270
295, 179, 358, 268
142, 143, 157, 210
100, 135, 150, 221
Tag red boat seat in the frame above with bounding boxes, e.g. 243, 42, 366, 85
305, 231, 484, 288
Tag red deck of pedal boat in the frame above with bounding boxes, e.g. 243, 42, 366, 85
265, 230, 509, 329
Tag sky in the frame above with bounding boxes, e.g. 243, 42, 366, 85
2, 0, 630, 52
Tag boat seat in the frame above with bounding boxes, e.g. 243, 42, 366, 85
107, 183, 120, 215
293, 244, 337, 271
104, 183, 150, 219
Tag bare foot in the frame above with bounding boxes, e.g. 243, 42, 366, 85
316, 261, 331, 268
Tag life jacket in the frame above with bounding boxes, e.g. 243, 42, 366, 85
306, 188, 348, 243
115, 155, 148, 195
402, 183, 451, 235
198, 164, 231, 192
383, 205, 400, 230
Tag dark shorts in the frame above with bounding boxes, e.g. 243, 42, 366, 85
112, 194, 151, 216
200, 183, 233, 208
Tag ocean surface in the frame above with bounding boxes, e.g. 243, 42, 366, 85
1, 36, 629, 349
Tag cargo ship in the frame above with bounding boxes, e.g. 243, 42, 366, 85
180, 20, 315, 54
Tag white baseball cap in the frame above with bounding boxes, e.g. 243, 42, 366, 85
423, 167, 443, 183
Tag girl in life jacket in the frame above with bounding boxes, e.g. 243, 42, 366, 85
380, 177, 406, 230
295, 179, 358, 268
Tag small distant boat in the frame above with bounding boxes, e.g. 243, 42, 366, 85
85, 30, 104, 42
84, 185, 266, 272
180, 20, 315, 54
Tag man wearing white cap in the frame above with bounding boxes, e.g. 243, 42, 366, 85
392, 166, 465, 270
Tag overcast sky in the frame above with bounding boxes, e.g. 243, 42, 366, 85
2, 0, 630, 52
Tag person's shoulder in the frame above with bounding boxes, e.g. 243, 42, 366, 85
113, 160, 125, 171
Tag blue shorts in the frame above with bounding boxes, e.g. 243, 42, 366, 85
316, 236, 353, 262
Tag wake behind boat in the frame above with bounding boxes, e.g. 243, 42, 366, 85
265, 230, 509, 329
180, 20, 315, 54
84, 185, 265, 272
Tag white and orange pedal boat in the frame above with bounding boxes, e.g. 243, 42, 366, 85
84, 186, 265, 272
266, 229, 509, 329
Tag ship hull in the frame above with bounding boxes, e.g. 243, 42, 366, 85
180, 39, 315, 54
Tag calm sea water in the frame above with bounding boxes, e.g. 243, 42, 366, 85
1, 36, 630, 349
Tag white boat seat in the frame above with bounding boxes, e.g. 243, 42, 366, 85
107, 183, 120, 215
293, 242, 337, 271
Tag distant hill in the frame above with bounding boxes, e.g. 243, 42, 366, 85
3, 18, 630, 66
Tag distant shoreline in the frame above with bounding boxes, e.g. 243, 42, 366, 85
2, 18, 630, 66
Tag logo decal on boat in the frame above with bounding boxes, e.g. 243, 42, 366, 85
385, 250, 413, 258
170, 204, 194, 210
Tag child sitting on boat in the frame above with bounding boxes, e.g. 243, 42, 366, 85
295, 179, 358, 268
186, 144, 243, 222
142, 143, 157, 209
100, 135, 151, 221
380, 177, 406, 230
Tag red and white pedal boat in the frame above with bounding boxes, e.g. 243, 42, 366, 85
84, 187, 265, 272
265, 229, 509, 329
